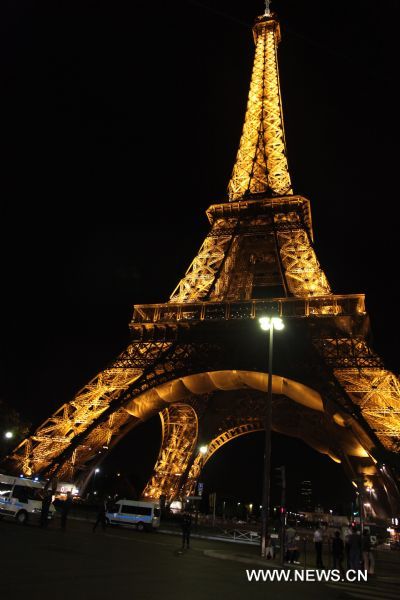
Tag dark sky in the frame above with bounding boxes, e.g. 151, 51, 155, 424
2, 0, 400, 511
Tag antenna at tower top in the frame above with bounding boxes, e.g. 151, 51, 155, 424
264, 0, 271, 17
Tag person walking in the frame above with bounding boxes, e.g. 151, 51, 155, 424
343, 525, 351, 569
314, 526, 324, 568
93, 499, 108, 533
332, 530, 344, 572
40, 490, 52, 528
362, 529, 375, 574
60, 491, 73, 530
285, 525, 297, 564
348, 526, 361, 571
181, 511, 192, 550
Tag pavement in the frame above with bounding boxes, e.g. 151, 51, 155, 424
1, 517, 399, 600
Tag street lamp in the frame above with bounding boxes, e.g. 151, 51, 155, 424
259, 315, 285, 558
4, 431, 14, 439
92, 467, 100, 495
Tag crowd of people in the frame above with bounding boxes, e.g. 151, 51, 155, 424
273, 523, 377, 573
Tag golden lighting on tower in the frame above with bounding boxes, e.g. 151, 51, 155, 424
228, 12, 293, 200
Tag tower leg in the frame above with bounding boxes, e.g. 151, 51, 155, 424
142, 404, 198, 502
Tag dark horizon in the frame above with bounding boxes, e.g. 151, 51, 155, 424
2, 0, 400, 512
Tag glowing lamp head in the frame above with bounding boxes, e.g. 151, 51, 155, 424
199, 445, 208, 455
4, 431, 13, 439
259, 316, 284, 331
272, 317, 284, 330
95, 468, 100, 474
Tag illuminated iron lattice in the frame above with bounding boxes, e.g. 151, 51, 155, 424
334, 370, 400, 452
228, 15, 292, 200
9, 343, 171, 478
169, 198, 332, 305
276, 228, 331, 297
143, 404, 198, 500
170, 219, 236, 303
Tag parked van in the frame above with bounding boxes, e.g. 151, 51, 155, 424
105, 499, 160, 531
0, 473, 56, 524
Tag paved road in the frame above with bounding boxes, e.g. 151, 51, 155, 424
1, 518, 399, 600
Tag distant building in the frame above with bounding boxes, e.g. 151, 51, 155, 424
300, 480, 313, 511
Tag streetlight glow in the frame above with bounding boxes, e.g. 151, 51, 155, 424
199, 445, 208, 455
4, 431, 14, 439
273, 318, 284, 331
259, 316, 284, 331
95, 468, 100, 474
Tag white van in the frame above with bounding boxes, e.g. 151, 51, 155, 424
105, 499, 161, 531
0, 473, 56, 524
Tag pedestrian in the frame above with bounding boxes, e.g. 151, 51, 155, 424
40, 490, 52, 528
314, 526, 324, 568
343, 525, 351, 569
348, 526, 361, 571
93, 499, 108, 533
181, 511, 192, 550
265, 534, 275, 560
60, 491, 73, 530
332, 530, 344, 572
285, 525, 298, 564
362, 529, 375, 575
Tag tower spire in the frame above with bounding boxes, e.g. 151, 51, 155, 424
228, 8, 293, 201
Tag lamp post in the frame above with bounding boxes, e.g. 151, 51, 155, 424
193, 445, 208, 523
198, 445, 208, 492
259, 315, 285, 558
92, 467, 100, 496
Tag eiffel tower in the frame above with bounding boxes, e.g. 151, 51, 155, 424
5, 5, 400, 518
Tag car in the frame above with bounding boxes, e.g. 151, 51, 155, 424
0, 473, 56, 524
105, 499, 161, 531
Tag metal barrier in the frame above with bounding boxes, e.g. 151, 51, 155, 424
217, 528, 261, 544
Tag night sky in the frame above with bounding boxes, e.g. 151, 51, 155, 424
2, 0, 400, 512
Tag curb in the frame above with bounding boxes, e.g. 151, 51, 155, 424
203, 549, 279, 567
